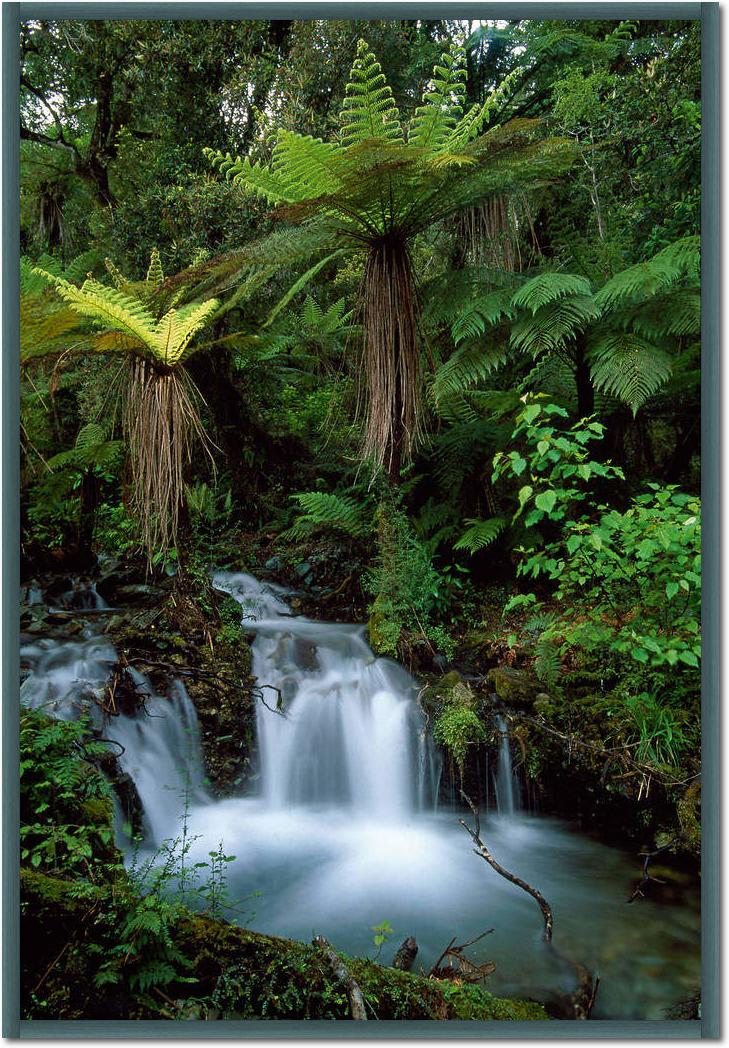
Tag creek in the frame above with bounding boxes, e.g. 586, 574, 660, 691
19, 572, 700, 1020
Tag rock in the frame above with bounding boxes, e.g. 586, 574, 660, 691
265, 556, 281, 571
486, 666, 539, 708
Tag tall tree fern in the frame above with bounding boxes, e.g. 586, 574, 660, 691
205, 39, 576, 480
30, 251, 219, 563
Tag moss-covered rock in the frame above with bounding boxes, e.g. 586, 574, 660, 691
486, 666, 539, 707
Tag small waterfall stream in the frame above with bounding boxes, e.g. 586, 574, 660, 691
19, 573, 700, 1019
494, 714, 519, 816
213, 572, 439, 818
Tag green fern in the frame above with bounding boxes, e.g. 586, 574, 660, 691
511, 272, 593, 314
510, 295, 599, 356
453, 516, 506, 553
46, 423, 122, 473
283, 491, 372, 541
594, 236, 699, 310
31, 258, 218, 367
589, 333, 673, 415
340, 39, 404, 147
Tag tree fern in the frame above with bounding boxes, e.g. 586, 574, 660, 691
340, 39, 403, 147
204, 39, 577, 477
46, 423, 122, 473
510, 272, 592, 314
594, 236, 699, 310
510, 295, 599, 356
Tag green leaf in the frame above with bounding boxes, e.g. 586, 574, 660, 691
665, 581, 680, 600
535, 491, 557, 514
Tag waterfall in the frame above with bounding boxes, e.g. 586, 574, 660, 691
20, 616, 208, 844
494, 713, 520, 816
213, 572, 439, 819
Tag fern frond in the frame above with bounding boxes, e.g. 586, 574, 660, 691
594, 236, 700, 310
451, 289, 516, 344
339, 39, 403, 148
432, 340, 509, 404
146, 248, 164, 290
511, 272, 592, 314
409, 45, 467, 151
282, 491, 371, 541
454, 517, 506, 553
444, 67, 524, 150
510, 295, 599, 356
589, 332, 673, 414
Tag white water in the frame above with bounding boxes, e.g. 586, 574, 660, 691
212, 572, 439, 818
494, 714, 519, 816
20, 574, 701, 1019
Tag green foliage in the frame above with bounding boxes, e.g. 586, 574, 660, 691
433, 681, 485, 773
31, 254, 219, 368
495, 400, 700, 718
20, 709, 115, 875
283, 491, 372, 541
366, 502, 450, 657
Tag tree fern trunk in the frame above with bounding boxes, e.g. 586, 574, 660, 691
360, 237, 421, 481
574, 335, 594, 419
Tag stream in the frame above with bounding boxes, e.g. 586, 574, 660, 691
20, 572, 700, 1020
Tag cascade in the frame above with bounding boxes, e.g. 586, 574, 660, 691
18, 575, 701, 1019
212, 572, 439, 818
493, 713, 520, 816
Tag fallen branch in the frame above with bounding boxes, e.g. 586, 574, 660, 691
429, 929, 496, 982
627, 841, 673, 903
459, 790, 553, 943
312, 935, 368, 1020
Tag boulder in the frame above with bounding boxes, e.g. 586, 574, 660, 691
486, 666, 539, 708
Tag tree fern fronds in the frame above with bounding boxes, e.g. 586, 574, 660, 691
60, 250, 100, 284
409, 45, 467, 150
510, 294, 600, 356
453, 516, 506, 553
271, 130, 345, 199
34, 271, 160, 350
104, 257, 130, 290
282, 491, 372, 541
626, 288, 701, 340
46, 423, 122, 472
263, 250, 344, 328
510, 272, 592, 314
594, 236, 700, 310
146, 248, 164, 290
432, 340, 510, 404
451, 289, 516, 344
339, 39, 404, 148
444, 67, 524, 151
589, 332, 673, 414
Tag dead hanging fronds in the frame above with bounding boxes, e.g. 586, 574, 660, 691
123, 357, 215, 567
458, 193, 540, 272
359, 237, 422, 481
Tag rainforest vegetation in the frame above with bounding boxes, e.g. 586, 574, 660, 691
19, 17, 701, 1023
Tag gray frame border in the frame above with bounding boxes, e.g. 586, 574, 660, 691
2, 1, 719, 1038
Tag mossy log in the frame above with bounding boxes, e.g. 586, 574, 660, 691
21, 870, 548, 1022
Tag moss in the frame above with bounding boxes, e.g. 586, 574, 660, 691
20, 871, 548, 1022
175, 912, 548, 1021
486, 666, 538, 707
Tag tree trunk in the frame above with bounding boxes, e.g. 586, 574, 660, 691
574, 336, 594, 418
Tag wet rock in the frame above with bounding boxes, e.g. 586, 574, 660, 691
486, 666, 539, 708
